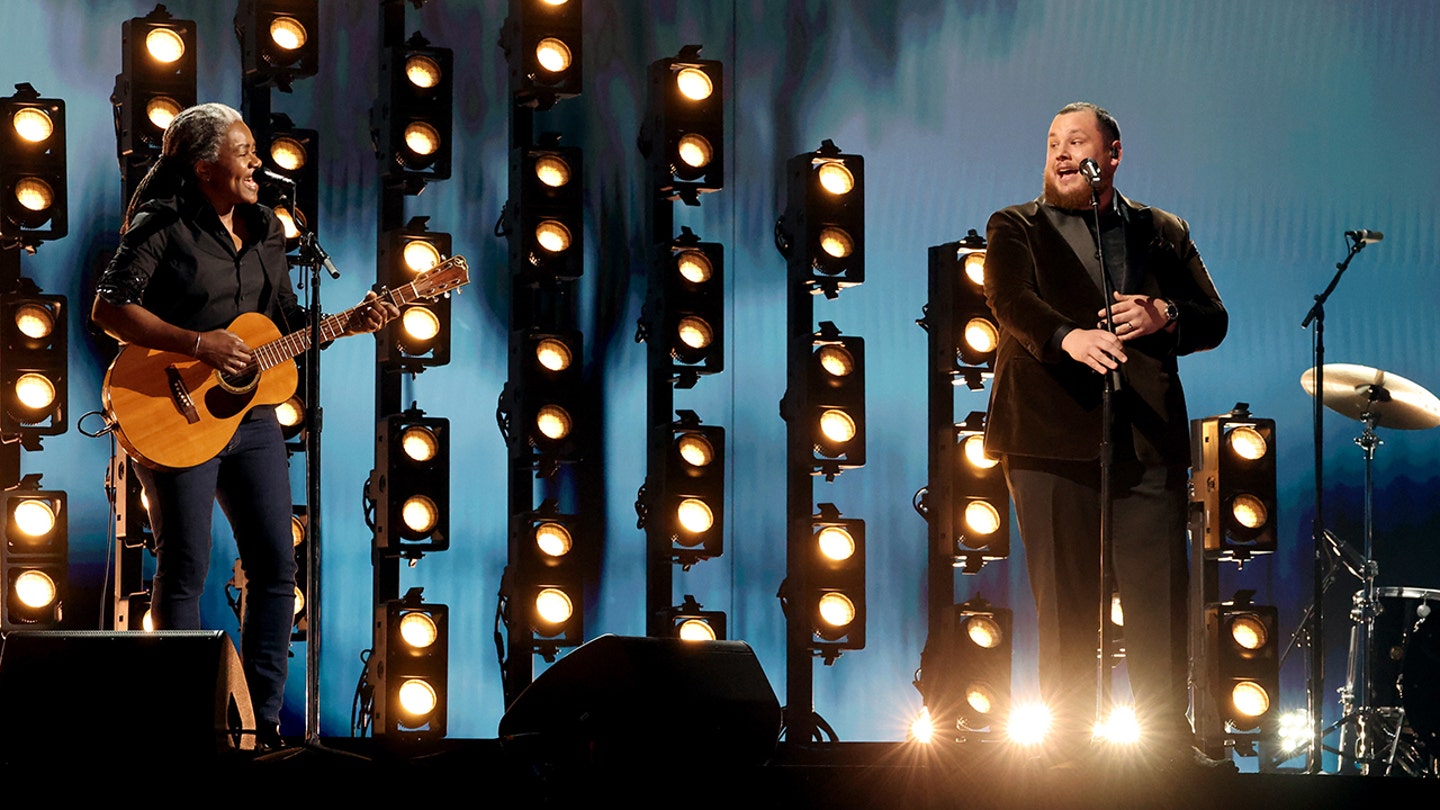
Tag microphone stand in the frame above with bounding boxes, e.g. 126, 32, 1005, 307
1088, 178, 1122, 733
1298, 233, 1372, 772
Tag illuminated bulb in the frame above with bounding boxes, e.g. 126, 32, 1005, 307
911, 707, 936, 744
819, 409, 857, 445
962, 251, 987, 286
1231, 494, 1267, 530
819, 227, 853, 259
535, 220, 572, 253
966, 616, 1002, 649
269, 137, 306, 171
536, 405, 572, 441
1230, 614, 1268, 651
401, 306, 440, 342
290, 515, 305, 547
534, 155, 571, 187
142, 609, 155, 632
405, 55, 442, 89
534, 522, 572, 558
1278, 709, 1312, 753
145, 28, 185, 63
399, 612, 438, 649
146, 96, 182, 129
397, 679, 437, 717
269, 16, 307, 50
1228, 426, 1268, 460
404, 122, 440, 157
676, 434, 714, 467
535, 38, 573, 73
401, 495, 438, 534
1111, 593, 1124, 627
275, 396, 304, 428
963, 500, 1001, 535
676, 133, 713, 169
817, 345, 854, 377
675, 67, 713, 101
535, 588, 573, 625
12, 499, 56, 538
1006, 702, 1052, 746
818, 592, 856, 628
15, 372, 55, 411
816, 527, 855, 562
14, 178, 53, 212
677, 316, 713, 351
274, 207, 300, 240
1232, 681, 1271, 718
966, 683, 996, 715
13, 570, 57, 609
676, 250, 712, 284
964, 318, 999, 354
676, 498, 713, 536
962, 434, 998, 469
401, 425, 439, 462
1098, 705, 1141, 744
293, 587, 305, 617
403, 240, 442, 273
11, 108, 52, 143
14, 303, 55, 341
678, 619, 717, 641
535, 338, 572, 372
817, 162, 855, 195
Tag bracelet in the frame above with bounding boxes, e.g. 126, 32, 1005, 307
191, 332, 202, 357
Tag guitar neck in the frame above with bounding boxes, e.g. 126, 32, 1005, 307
249, 284, 422, 371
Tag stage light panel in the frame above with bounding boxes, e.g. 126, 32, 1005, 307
372, 411, 449, 553
503, 0, 582, 108
375, 33, 452, 181
952, 412, 1010, 563
511, 329, 583, 465
1191, 406, 1278, 560
2, 86, 67, 243
116, 9, 197, 158
2, 486, 67, 630
656, 233, 724, 380
1, 288, 67, 436
653, 412, 725, 562
236, 0, 320, 87
783, 141, 864, 296
803, 324, 865, 471
806, 504, 865, 650
379, 224, 453, 369
509, 143, 584, 285
916, 598, 1013, 735
254, 117, 318, 245
1204, 595, 1279, 732
642, 49, 724, 197
374, 591, 448, 741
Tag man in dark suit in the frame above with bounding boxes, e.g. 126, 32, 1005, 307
983, 102, 1227, 765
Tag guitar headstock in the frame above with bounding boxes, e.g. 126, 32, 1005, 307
411, 255, 471, 299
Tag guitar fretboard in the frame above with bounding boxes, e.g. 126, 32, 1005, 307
244, 280, 437, 373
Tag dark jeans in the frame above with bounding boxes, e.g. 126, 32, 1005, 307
133, 408, 296, 726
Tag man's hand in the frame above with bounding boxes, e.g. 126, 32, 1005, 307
1099, 291, 1172, 342
1061, 327, 1127, 374
346, 291, 401, 335
196, 329, 253, 376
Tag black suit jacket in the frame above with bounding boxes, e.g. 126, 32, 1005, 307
982, 193, 1227, 466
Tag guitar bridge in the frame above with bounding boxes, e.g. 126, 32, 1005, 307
165, 365, 201, 425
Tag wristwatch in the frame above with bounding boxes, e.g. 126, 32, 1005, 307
1159, 298, 1179, 325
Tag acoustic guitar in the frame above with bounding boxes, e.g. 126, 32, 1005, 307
102, 255, 469, 471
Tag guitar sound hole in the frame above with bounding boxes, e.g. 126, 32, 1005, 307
216, 367, 259, 395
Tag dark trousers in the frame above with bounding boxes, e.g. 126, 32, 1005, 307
133, 409, 296, 726
1004, 453, 1191, 746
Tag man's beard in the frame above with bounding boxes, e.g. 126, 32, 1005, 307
1042, 170, 1093, 210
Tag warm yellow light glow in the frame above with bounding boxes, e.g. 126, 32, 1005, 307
676, 250, 712, 284
397, 678, 437, 717
535, 220, 572, 253
962, 251, 986, 286
402, 240, 442, 273
270, 137, 306, 171
534, 154, 571, 187
675, 67, 713, 101
405, 54, 442, 89
676, 133, 713, 169
966, 682, 996, 715
146, 96, 182, 129
911, 707, 936, 744
964, 318, 999, 355
399, 612, 438, 649
677, 316, 713, 351
963, 500, 1001, 535
962, 434, 998, 470
1278, 709, 1312, 753
535, 38, 573, 73
12, 499, 57, 538
145, 28, 185, 63
676, 434, 714, 468
818, 592, 856, 628
535, 588, 573, 625
816, 527, 855, 562
535, 338, 572, 372
1096, 704, 1141, 744
817, 345, 854, 378
14, 178, 52, 212
401, 307, 440, 343
404, 121, 440, 157
819, 227, 854, 259
1232, 681, 1271, 718
676, 498, 714, 536
1006, 702, 1052, 746
290, 515, 305, 547
967, 616, 1002, 649
13, 570, 57, 609
293, 587, 305, 617
817, 162, 855, 195
536, 405, 572, 441
14, 304, 55, 341
535, 522, 572, 558
15, 373, 56, 411
268, 16, 307, 50
272, 207, 299, 239
275, 396, 304, 428
401, 425, 439, 463
819, 409, 857, 445
1228, 426, 1268, 461
142, 609, 155, 632
1230, 614, 1268, 651
401, 495, 438, 534
1231, 494, 1267, 530
678, 618, 717, 641
11, 108, 53, 143
1111, 593, 1124, 627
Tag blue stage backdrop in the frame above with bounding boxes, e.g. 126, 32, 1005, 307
2, 0, 1436, 752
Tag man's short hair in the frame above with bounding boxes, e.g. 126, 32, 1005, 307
1057, 101, 1120, 151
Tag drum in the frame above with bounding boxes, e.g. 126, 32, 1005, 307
1370, 587, 1439, 708
1398, 595, 1440, 756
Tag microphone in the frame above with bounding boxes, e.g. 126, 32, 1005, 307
1345, 229, 1383, 244
259, 169, 295, 187
1079, 158, 1102, 189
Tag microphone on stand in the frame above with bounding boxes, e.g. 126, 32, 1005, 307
1079, 157, 1102, 189
1345, 229, 1384, 244
260, 168, 296, 188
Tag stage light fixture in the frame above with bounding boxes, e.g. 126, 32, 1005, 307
378, 222, 453, 369
275, 393, 306, 442
952, 411, 1010, 565
1204, 593, 1279, 732
508, 140, 584, 285
640, 46, 724, 201
510, 329, 583, 466
510, 499, 584, 655
1192, 404, 1278, 560
2, 84, 67, 245
1005, 701, 1052, 746
371, 410, 449, 554
235, 0, 320, 89
805, 503, 865, 654
2, 482, 67, 629
373, 588, 448, 742
915, 597, 1013, 736
1, 283, 67, 436
502, 0, 582, 108
649, 410, 725, 564
115, 6, 197, 160
290, 505, 308, 639
801, 322, 865, 474
375, 33, 453, 181
652, 228, 724, 383
781, 140, 864, 298
254, 115, 319, 247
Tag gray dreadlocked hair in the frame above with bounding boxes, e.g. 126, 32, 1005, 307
121, 102, 244, 231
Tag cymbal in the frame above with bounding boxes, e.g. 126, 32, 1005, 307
1300, 363, 1440, 430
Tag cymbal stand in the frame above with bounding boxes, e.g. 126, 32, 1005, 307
1334, 403, 1385, 773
